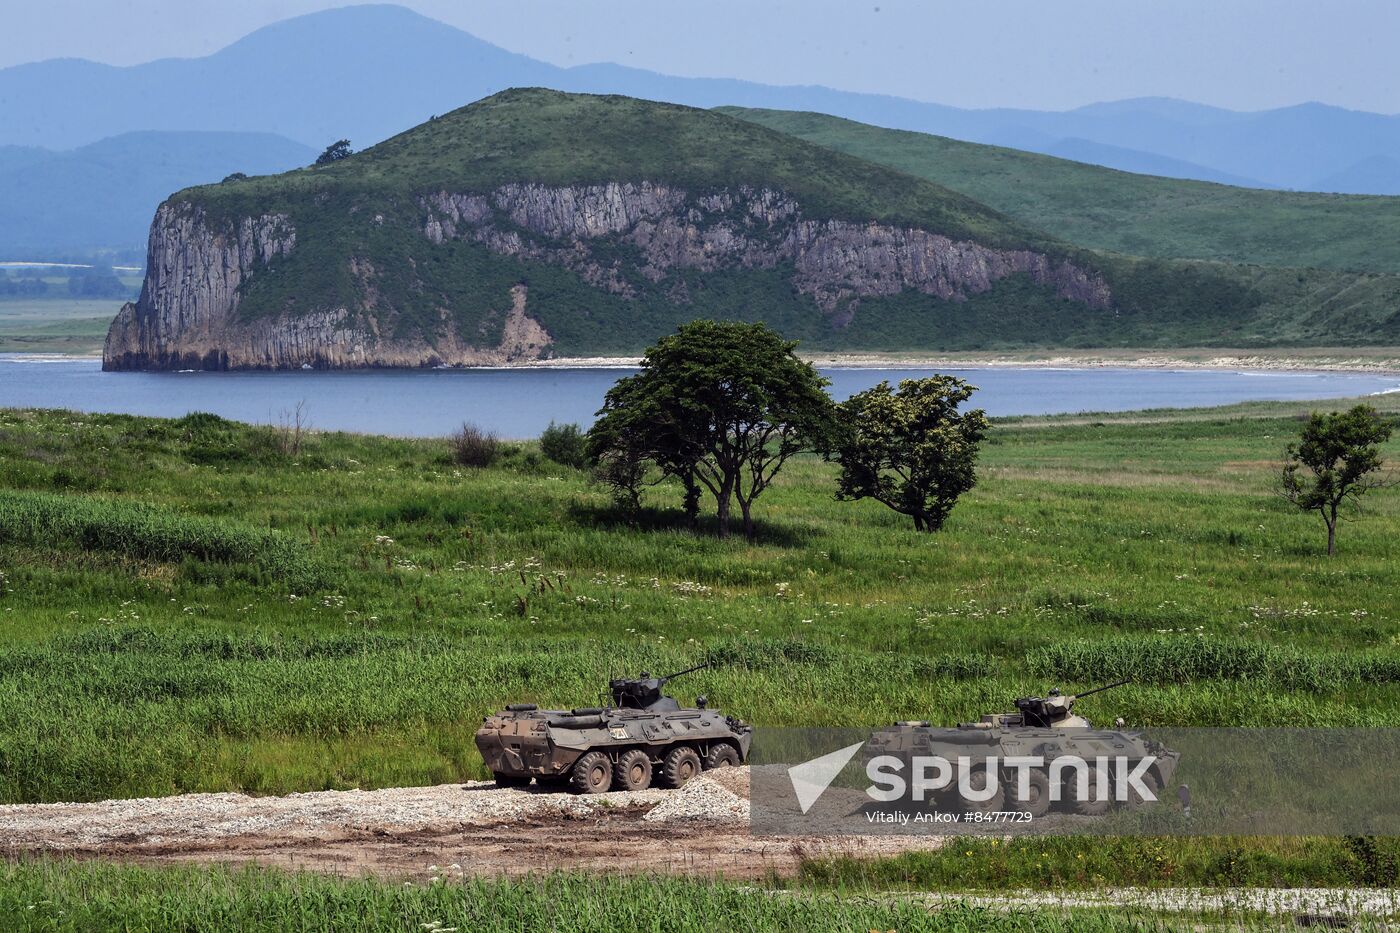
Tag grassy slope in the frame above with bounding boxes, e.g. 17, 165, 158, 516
721, 107, 1400, 275
1, 395, 1398, 803
168, 89, 1400, 352
199, 89, 1048, 251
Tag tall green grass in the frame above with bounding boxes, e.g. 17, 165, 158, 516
1029, 636, 1400, 691
798, 836, 1400, 890
0, 859, 1270, 932
0, 403, 1397, 802
0, 488, 322, 590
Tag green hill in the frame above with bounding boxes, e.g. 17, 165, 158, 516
720, 106, 1400, 276
109, 90, 1400, 369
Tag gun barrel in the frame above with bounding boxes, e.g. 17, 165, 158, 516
1075, 678, 1131, 699
660, 662, 710, 681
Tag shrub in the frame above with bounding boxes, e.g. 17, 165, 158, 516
175, 411, 281, 465
539, 422, 588, 468
450, 423, 500, 468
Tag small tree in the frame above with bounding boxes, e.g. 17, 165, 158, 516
540, 421, 588, 468
1280, 405, 1393, 556
315, 139, 353, 165
588, 320, 834, 539
828, 376, 989, 532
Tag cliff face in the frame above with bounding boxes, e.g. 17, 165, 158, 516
104, 183, 1109, 371
103, 201, 553, 370
423, 182, 1112, 315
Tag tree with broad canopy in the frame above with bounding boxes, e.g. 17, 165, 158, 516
827, 376, 988, 532
314, 139, 353, 165
587, 320, 834, 539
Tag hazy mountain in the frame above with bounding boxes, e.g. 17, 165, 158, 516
0, 145, 52, 174
0, 6, 556, 152
1312, 155, 1400, 196
1031, 138, 1269, 188
2, 5, 1399, 194
0, 131, 315, 258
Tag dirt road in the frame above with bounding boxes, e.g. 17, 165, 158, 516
0, 768, 935, 879
7, 772, 1394, 922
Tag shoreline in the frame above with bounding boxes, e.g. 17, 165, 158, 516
6, 349, 1400, 376
532, 350, 1400, 377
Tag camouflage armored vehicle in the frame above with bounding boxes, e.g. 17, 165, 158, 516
475, 664, 753, 793
871, 679, 1179, 816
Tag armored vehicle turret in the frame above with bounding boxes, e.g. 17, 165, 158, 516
871, 679, 1179, 817
475, 663, 752, 794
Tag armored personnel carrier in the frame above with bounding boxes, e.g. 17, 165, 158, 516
871, 679, 1178, 816
475, 664, 753, 794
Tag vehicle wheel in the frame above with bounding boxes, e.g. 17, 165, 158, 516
492, 772, 532, 788
1017, 770, 1053, 818
659, 746, 702, 789
1122, 771, 1162, 809
1064, 768, 1112, 816
703, 743, 741, 770
614, 749, 653, 791
961, 765, 1005, 814
569, 751, 613, 794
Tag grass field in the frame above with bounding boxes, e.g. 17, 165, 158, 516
3, 395, 1399, 922
0, 298, 116, 354
2, 858, 1304, 933
1, 395, 1398, 803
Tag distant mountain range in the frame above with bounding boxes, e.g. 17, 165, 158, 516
2, 3, 1399, 197
0, 132, 314, 259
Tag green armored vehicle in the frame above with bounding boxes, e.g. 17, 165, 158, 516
871, 679, 1179, 816
475, 664, 753, 793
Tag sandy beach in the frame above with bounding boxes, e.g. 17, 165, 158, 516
11, 348, 1400, 376
510, 348, 1400, 376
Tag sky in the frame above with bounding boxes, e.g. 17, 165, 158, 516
2, 0, 1398, 113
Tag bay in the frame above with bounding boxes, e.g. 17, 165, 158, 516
2, 356, 1396, 438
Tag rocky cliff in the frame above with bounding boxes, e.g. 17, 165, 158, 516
104, 201, 552, 370
104, 182, 1109, 371
423, 182, 1111, 316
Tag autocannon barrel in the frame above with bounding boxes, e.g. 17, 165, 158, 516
1073, 678, 1131, 699
659, 662, 710, 682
